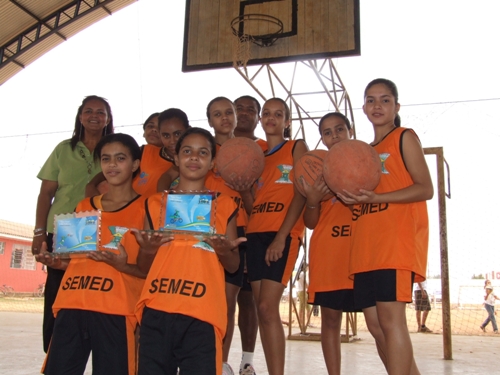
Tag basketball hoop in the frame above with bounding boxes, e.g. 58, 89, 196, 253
231, 14, 284, 47
231, 13, 284, 69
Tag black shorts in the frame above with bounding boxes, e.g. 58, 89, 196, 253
224, 227, 246, 287
138, 307, 222, 375
313, 290, 360, 313
353, 269, 415, 310
414, 290, 431, 311
246, 232, 300, 286
43, 309, 134, 375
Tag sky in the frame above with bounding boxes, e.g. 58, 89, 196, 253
0, 0, 499, 285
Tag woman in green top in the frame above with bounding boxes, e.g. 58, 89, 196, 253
32, 95, 114, 352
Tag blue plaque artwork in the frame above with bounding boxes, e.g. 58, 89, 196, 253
163, 193, 214, 234
53, 211, 100, 258
152, 191, 223, 241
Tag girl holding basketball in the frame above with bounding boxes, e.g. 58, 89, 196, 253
245, 98, 308, 375
300, 112, 359, 375
339, 79, 433, 375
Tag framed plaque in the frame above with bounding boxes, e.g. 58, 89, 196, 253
52, 210, 101, 258
155, 191, 221, 240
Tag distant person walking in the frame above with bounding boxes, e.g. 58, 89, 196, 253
480, 284, 499, 333
414, 281, 432, 333
296, 264, 311, 323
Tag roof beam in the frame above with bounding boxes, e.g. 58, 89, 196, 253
0, 0, 116, 69
9, 0, 67, 42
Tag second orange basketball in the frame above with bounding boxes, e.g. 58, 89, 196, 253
323, 140, 381, 195
215, 137, 265, 184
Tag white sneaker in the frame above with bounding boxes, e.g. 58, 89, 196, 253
240, 363, 256, 375
223, 362, 235, 375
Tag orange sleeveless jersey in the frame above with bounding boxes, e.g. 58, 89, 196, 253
205, 144, 246, 227
256, 138, 267, 152
132, 144, 173, 197
135, 192, 238, 338
308, 197, 353, 300
349, 127, 429, 283
52, 195, 146, 319
246, 140, 305, 238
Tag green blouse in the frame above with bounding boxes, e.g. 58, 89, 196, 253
37, 139, 101, 233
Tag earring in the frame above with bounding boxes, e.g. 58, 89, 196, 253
79, 124, 83, 140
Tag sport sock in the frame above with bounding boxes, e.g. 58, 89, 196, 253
240, 352, 254, 371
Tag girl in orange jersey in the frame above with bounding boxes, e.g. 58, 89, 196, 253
36, 133, 161, 375
134, 127, 245, 375
339, 79, 434, 375
135, 108, 190, 196
142, 112, 162, 147
300, 112, 356, 375
86, 110, 189, 198
245, 98, 308, 375
203, 96, 255, 375
156, 108, 192, 192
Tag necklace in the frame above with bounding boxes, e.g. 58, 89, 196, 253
79, 147, 93, 176
161, 147, 174, 162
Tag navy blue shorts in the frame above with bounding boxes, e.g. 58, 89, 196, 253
246, 232, 300, 286
313, 290, 360, 312
354, 269, 415, 310
138, 307, 221, 375
44, 309, 132, 375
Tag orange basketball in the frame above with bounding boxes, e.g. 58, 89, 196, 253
294, 150, 334, 201
216, 137, 265, 183
323, 140, 381, 194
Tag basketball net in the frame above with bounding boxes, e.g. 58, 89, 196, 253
232, 34, 253, 69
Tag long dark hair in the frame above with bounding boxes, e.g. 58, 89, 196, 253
70, 95, 114, 149
364, 79, 401, 127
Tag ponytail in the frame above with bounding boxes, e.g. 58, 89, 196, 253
395, 114, 401, 127
284, 126, 291, 138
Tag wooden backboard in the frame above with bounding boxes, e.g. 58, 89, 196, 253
182, 0, 360, 72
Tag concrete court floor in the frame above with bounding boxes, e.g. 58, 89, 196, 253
0, 312, 498, 374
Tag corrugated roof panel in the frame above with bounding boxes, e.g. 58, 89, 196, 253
0, 62, 22, 82
0, 0, 74, 46
0, 219, 34, 239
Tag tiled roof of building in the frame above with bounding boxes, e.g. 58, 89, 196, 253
0, 219, 33, 239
